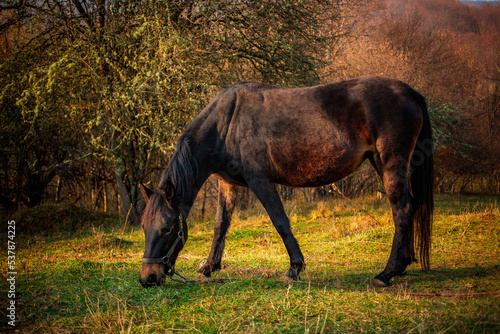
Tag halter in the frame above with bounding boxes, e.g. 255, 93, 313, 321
142, 214, 186, 279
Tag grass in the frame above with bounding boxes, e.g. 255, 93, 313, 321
1, 195, 499, 333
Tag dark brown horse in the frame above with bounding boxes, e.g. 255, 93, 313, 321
139, 76, 433, 288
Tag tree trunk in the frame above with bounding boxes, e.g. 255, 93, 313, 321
115, 157, 142, 225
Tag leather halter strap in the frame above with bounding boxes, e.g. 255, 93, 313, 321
142, 214, 186, 271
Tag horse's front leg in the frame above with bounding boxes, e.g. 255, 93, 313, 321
247, 178, 304, 280
198, 179, 239, 277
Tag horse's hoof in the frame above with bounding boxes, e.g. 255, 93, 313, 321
286, 268, 301, 281
371, 278, 388, 288
197, 266, 212, 278
285, 275, 300, 282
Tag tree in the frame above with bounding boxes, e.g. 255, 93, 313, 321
327, 0, 500, 194
0, 1, 85, 210
1, 0, 342, 221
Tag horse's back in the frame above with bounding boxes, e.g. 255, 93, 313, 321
208, 76, 424, 187
217, 76, 417, 137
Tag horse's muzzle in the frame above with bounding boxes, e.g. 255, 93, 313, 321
139, 263, 166, 288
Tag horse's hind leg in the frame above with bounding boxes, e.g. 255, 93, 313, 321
198, 179, 239, 277
372, 161, 415, 287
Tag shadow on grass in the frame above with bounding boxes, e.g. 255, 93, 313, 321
290, 264, 500, 293
419, 264, 500, 282
10, 202, 126, 241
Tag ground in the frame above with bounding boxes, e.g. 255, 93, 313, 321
1, 194, 499, 333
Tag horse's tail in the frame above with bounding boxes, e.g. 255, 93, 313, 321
409, 89, 434, 271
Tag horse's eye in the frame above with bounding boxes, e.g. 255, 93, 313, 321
161, 225, 175, 236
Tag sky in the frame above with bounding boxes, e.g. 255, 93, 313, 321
460, 0, 500, 2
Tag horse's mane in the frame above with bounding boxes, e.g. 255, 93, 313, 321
141, 136, 197, 226
158, 136, 197, 200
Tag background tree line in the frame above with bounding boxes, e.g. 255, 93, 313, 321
1, 0, 499, 223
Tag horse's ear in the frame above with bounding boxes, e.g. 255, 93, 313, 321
164, 180, 176, 203
139, 183, 153, 204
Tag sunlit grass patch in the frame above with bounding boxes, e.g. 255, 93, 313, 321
5, 195, 500, 333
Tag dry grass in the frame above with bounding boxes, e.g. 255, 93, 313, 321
2, 194, 499, 333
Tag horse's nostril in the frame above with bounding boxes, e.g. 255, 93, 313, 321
139, 273, 160, 288
146, 274, 157, 284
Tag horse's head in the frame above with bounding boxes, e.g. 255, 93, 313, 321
138, 183, 188, 287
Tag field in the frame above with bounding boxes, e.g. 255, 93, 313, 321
2, 195, 499, 333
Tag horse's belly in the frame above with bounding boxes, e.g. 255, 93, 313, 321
268, 142, 365, 187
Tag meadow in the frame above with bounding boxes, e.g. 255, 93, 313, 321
2, 194, 499, 333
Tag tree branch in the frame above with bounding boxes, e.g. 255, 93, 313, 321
71, 0, 94, 30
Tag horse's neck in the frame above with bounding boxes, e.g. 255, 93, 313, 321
171, 115, 220, 215
167, 140, 211, 217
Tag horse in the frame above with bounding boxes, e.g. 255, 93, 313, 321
138, 75, 434, 288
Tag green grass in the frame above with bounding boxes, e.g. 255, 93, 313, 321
1, 195, 499, 333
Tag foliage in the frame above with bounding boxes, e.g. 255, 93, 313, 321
0, 0, 340, 219
0, 24, 84, 210
428, 102, 473, 156
330, 0, 500, 194
1, 0, 500, 218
